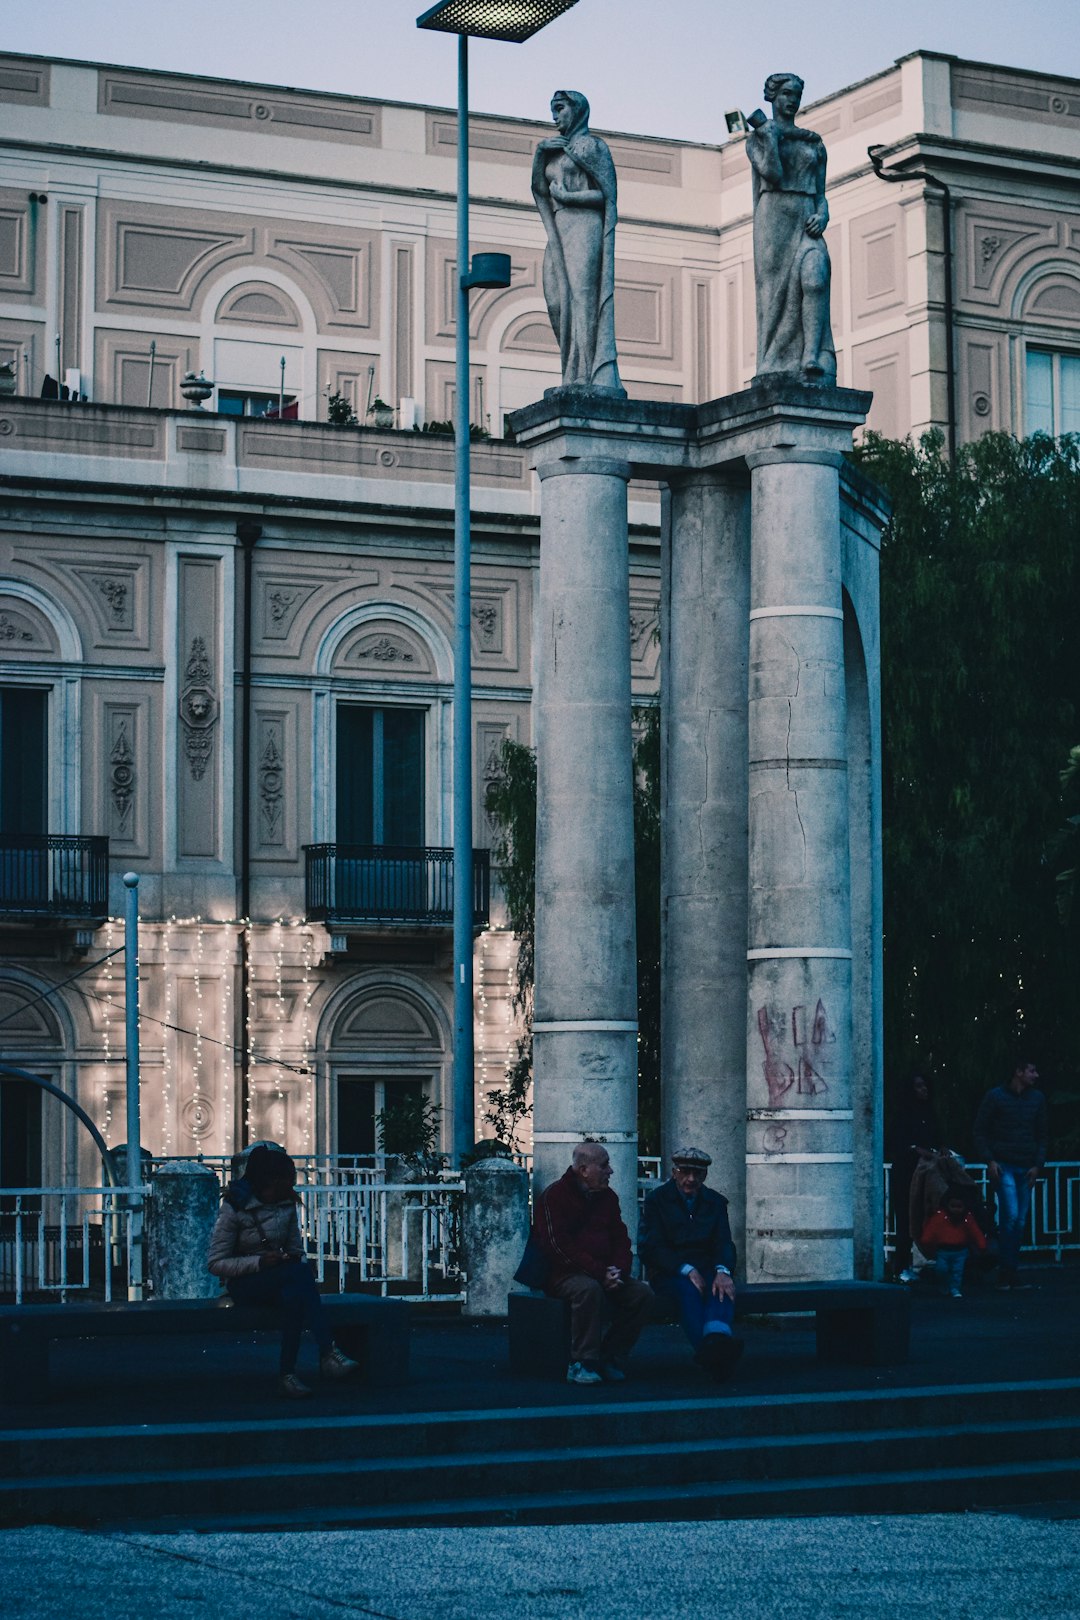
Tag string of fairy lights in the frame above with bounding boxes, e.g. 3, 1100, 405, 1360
90, 914, 318, 1154
88, 915, 516, 1158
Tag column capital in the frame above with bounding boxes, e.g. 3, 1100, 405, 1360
745, 448, 846, 471
537, 456, 631, 483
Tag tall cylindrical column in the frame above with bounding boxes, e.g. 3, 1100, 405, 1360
661, 472, 751, 1261
744, 448, 853, 1282
531, 455, 638, 1215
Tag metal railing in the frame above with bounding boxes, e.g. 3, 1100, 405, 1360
0, 1186, 147, 1303
299, 1177, 465, 1301
0, 833, 109, 919
886, 1159, 1080, 1264
304, 843, 490, 927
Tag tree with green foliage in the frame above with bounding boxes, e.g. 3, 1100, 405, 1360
854, 429, 1080, 1152
483, 714, 664, 1153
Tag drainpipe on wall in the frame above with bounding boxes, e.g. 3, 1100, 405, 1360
868, 145, 956, 460
236, 518, 262, 1148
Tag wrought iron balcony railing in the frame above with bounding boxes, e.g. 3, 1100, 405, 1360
304, 844, 490, 928
0, 834, 109, 921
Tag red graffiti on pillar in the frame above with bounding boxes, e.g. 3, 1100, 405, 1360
757, 1005, 795, 1106
792, 999, 833, 1095
757, 998, 836, 1103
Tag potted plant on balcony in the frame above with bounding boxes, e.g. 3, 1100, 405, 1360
368, 395, 395, 430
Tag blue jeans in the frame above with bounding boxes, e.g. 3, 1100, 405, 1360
994, 1164, 1033, 1275
227, 1260, 332, 1373
934, 1248, 967, 1293
653, 1272, 735, 1350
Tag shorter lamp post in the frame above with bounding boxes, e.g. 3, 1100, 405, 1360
417, 0, 581, 1165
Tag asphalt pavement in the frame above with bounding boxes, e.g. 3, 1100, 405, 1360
3, 1512, 1079, 1619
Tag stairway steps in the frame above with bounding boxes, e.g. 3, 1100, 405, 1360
101, 1456, 1080, 1533
3, 1415, 1078, 1527
4, 1377, 1079, 1480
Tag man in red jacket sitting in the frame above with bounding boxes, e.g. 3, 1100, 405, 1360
534, 1140, 654, 1385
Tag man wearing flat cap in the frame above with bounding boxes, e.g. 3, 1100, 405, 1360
638, 1146, 743, 1380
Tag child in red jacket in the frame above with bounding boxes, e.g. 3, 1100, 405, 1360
921, 1190, 988, 1298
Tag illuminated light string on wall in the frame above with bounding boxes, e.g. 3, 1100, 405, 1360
244, 918, 255, 1142
273, 917, 287, 1144
161, 916, 174, 1156
298, 921, 315, 1155
100, 915, 116, 1143
220, 923, 234, 1153
189, 916, 206, 1142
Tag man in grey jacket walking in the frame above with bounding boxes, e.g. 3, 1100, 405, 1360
973, 1059, 1048, 1290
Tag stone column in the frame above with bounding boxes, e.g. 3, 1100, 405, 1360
147, 1160, 221, 1299
531, 453, 639, 1216
660, 472, 751, 1261
462, 1155, 530, 1317
744, 446, 854, 1282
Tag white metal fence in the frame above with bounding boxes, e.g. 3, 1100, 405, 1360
0, 1186, 148, 1304
2, 1158, 1077, 1306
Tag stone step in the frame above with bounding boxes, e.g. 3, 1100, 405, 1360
3, 1413, 1078, 1528
126, 1456, 1079, 1532
4, 1377, 1078, 1481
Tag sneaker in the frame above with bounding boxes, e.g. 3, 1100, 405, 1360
279, 1372, 313, 1399
566, 1360, 603, 1386
950, 1288, 963, 1299
898, 1268, 919, 1284
320, 1345, 360, 1381
597, 1360, 626, 1383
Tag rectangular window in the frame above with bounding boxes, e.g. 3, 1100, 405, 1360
1026, 349, 1080, 438
0, 1077, 43, 1206
336, 705, 425, 847
336, 1075, 424, 1158
217, 391, 297, 419
0, 688, 47, 834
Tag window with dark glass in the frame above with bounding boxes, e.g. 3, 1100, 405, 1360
1026, 349, 1080, 438
336, 705, 425, 847
0, 688, 47, 834
336, 1075, 425, 1158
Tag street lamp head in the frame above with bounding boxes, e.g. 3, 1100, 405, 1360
417, 0, 580, 43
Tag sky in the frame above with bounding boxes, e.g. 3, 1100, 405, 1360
4, 0, 1078, 145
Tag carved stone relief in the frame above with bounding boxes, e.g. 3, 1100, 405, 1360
628, 593, 660, 674
0, 598, 53, 651
109, 717, 136, 836
256, 716, 286, 848
180, 635, 218, 781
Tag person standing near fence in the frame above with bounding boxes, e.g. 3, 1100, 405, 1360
973, 1059, 1048, 1292
207, 1144, 359, 1398
888, 1072, 940, 1281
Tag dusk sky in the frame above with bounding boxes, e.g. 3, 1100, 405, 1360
5, 0, 1077, 145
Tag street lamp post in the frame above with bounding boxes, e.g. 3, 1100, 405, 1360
417, 0, 580, 1165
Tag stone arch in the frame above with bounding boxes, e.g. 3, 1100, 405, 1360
0, 973, 69, 1049
0, 578, 81, 663
1010, 259, 1080, 327
319, 971, 450, 1057
313, 601, 453, 684
216, 281, 302, 328
500, 307, 560, 356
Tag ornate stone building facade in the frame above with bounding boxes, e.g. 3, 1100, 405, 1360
0, 47, 1077, 1182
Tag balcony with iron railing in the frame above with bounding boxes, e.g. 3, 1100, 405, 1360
0, 834, 109, 924
304, 844, 490, 929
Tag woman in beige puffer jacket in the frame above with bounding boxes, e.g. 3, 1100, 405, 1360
207, 1143, 358, 1398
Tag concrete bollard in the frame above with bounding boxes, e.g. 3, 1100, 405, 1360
147, 1160, 222, 1299
462, 1155, 530, 1318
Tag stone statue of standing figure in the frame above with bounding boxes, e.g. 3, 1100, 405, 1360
532, 90, 625, 396
747, 73, 836, 384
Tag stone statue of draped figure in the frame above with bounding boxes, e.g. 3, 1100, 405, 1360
747, 73, 837, 384
532, 90, 625, 396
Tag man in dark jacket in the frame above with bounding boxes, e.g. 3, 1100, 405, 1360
638, 1146, 743, 1380
534, 1141, 654, 1385
973, 1058, 1048, 1290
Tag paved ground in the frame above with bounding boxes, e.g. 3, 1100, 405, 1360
1, 1261, 1076, 1427
3, 1512, 1079, 1618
